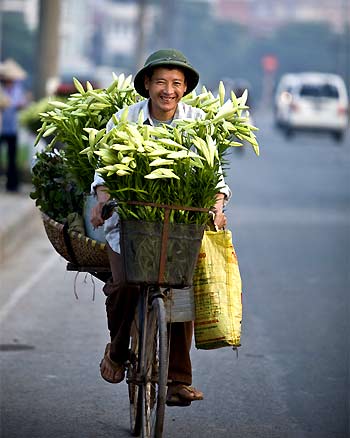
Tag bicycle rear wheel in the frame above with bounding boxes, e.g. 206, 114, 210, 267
141, 294, 168, 438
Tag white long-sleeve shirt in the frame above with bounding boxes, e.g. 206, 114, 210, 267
91, 98, 231, 253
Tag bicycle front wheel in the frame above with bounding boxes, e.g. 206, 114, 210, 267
141, 294, 168, 438
128, 313, 142, 436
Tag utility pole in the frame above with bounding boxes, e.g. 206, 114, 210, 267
0, 0, 3, 60
33, 0, 61, 99
158, 0, 174, 48
135, 0, 147, 72
343, 0, 350, 97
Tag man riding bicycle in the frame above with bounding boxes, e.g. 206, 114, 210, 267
90, 49, 231, 406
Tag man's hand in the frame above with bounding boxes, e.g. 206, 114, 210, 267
212, 193, 227, 230
90, 201, 107, 228
213, 211, 227, 230
90, 186, 110, 228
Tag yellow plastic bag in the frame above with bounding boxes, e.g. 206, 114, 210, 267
193, 229, 242, 350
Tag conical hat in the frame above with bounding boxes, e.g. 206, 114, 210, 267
0, 58, 27, 80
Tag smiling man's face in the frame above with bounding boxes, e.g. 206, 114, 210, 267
144, 67, 187, 121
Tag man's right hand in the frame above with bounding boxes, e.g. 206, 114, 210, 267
90, 186, 110, 228
90, 201, 107, 228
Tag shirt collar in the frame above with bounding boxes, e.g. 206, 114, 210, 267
141, 99, 185, 126
140, 99, 152, 124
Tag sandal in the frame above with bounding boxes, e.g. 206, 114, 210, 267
166, 384, 204, 407
100, 343, 125, 384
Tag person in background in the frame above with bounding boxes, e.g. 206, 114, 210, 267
90, 49, 231, 406
0, 59, 27, 192
0, 83, 10, 132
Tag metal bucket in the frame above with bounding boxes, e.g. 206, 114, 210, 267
120, 220, 204, 287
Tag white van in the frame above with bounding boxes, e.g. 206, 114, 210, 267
274, 72, 349, 141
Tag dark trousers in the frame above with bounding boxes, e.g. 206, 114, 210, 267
0, 134, 19, 191
105, 244, 193, 385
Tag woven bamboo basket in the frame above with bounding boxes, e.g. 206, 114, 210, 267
41, 212, 109, 267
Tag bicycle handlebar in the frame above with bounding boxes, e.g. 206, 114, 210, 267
101, 200, 210, 220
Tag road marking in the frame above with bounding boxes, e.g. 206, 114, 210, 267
0, 253, 58, 324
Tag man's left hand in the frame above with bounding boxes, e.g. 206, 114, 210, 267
214, 211, 227, 230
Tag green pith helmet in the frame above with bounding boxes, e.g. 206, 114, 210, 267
134, 49, 199, 98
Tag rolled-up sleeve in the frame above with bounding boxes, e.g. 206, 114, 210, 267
90, 171, 106, 195
216, 169, 232, 203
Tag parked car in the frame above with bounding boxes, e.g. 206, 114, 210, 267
274, 72, 349, 141
54, 72, 100, 97
274, 73, 299, 128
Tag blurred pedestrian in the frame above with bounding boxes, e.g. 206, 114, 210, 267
0, 83, 10, 131
0, 59, 27, 192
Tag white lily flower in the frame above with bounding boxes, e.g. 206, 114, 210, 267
149, 158, 175, 167
144, 168, 180, 180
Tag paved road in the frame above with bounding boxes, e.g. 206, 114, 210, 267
1, 112, 349, 438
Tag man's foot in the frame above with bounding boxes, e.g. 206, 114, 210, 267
100, 343, 125, 384
166, 383, 204, 407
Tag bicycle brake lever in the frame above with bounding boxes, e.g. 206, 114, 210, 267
209, 211, 219, 231
101, 200, 118, 220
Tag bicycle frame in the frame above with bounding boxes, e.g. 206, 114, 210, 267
66, 201, 210, 438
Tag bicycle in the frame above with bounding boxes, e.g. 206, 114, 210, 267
68, 201, 208, 438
